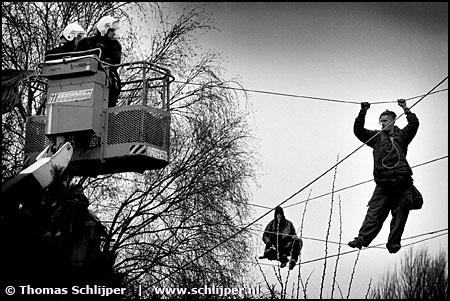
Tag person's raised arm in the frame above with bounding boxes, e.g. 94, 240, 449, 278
398, 98, 419, 145
354, 102, 377, 147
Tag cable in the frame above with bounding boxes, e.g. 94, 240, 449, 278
372, 88, 449, 104
146, 76, 448, 287
253, 228, 448, 267
300, 232, 448, 266
174, 80, 447, 105
247, 227, 385, 249
284, 155, 448, 209
94, 155, 447, 212
39, 82, 448, 109
246, 223, 446, 251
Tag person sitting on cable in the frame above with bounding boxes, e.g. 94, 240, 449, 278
260, 206, 303, 270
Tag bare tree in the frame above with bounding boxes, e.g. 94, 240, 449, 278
1, 1, 135, 180
2, 2, 257, 295
370, 247, 448, 299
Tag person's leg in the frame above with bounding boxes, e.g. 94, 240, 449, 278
260, 243, 277, 260
108, 70, 120, 107
279, 255, 289, 268
349, 185, 390, 248
290, 236, 303, 262
288, 236, 303, 269
386, 186, 412, 253
277, 243, 290, 267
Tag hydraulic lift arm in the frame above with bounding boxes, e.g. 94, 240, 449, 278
2, 142, 73, 200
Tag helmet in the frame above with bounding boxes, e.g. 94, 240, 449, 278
96, 16, 120, 36
61, 23, 86, 41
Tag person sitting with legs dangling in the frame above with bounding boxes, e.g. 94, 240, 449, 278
260, 206, 303, 270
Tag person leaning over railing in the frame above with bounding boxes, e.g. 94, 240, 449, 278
76, 16, 122, 107
46, 23, 87, 57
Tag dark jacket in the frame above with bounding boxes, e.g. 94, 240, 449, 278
354, 110, 419, 182
263, 206, 297, 248
76, 34, 122, 65
76, 34, 122, 107
45, 40, 77, 57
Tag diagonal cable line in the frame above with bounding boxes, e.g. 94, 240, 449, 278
253, 229, 448, 267
146, 76, 448, 287
283, 155, 448, 209
300, 232, 448, 266
371, 88, 449, 104
247, 227, 385, 249
95, 154, 447, 212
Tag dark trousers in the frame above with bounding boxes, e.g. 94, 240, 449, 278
357, 182, 413, 249
108, 70, 121, 107
264, 236, 303, 262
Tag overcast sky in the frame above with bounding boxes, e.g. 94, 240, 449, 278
157, 2, 448, 298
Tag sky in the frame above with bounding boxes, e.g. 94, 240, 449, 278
152, 2, 447, 298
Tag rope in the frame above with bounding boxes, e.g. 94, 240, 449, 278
44, 82, 448, 109
371, 88, 449, 104
283, 155, 447, 209
299, 231, 448, 266
249, 228, 384, 249
94, 154, 447, 212
146, 76, 448, 287
381, 137, 401, 169
174, 80, 447, 105
253, 229, 448, 267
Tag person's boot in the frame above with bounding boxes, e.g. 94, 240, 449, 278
279, 256, 289, 268
289, 259, 297, 270
348, 237, 363, 249
387, 243, 401, 254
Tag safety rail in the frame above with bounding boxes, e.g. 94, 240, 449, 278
30, 49, 174, 112
109, 61, 174, 110
43, 48, 103, 64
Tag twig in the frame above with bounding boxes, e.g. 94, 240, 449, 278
365, 278, 372, 299
274, 218, 284, 298
283, 265, 292, 298
302, 270, 314, 299
346, 249, 361, 299
296, 188, 312, 299
320, 154, 339, 299
336, 281, 344, 299
255, 257, 276, 298
273, 266, 284, 298
331, 195, 343, 298
291, 281, 295, 299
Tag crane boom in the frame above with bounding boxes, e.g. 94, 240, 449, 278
2, 142, 73, 199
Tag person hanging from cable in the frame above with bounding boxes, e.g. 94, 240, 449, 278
260, 206, 303, 269
348, 99, 422, 254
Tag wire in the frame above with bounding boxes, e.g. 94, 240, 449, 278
174, 80, 448, 105
94, 154, 447, 212
372, 88, 449, 104
300, 232, 448, 266
284, 155, 448, 209
247, 227, 385, 249
36, 81, 448, 110
253, 228, 448, 267
146, 76, 448, 287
